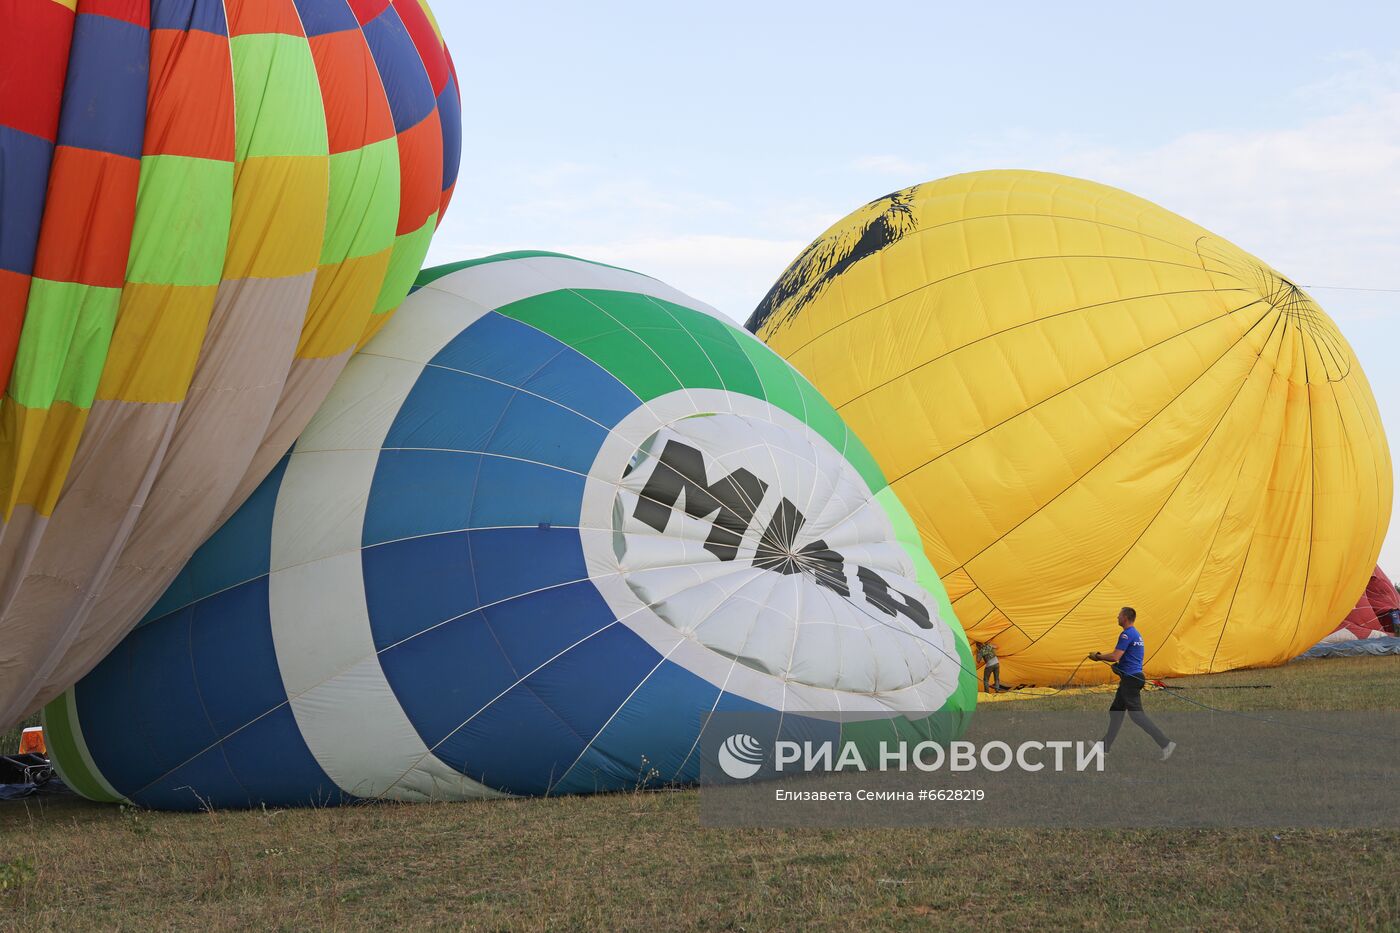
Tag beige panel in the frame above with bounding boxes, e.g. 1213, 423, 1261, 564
218, 351, 351, 527
11, 274, 315, 722
0, 401, 179, 726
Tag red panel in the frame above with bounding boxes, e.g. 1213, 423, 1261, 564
31, 146, 140, 288
78, 0, 150, 27
225, 0, 305, 36
394, 107, 441, 235
0, 0, 77, 141
345, 0, 388, 26
309, 29, 394, 154
145, 28, 235, 160
436, 180, 455, 229
0, 269, 32, 390
390, 0, 446, 95
1366, 566, 1399, 614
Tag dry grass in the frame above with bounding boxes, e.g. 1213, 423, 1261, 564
2, 655, 1397, 932
1, 721, 34, 758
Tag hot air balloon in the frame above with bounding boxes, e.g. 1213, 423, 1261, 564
747, 170, 1393, 687
0, 0, 461, 727
45, 252, 975, 810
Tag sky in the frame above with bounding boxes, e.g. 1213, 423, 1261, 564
427, 1, 1399, 572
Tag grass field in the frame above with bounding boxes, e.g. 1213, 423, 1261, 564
2, 655, 1398, 931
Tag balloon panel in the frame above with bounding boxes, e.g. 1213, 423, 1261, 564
748, 170, 1392, 686
0, 0, 461, 728
47, 253, 976, 810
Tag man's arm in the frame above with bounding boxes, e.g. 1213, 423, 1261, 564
1088, 649, 1124, 662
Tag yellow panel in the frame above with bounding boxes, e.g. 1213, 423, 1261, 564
0, 400, 89, 518
97, 282, 219, 404
355, 308, 394, 350
224, 156, 329, 280
297, 248, 393, 359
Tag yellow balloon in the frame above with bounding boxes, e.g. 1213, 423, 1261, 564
748, 170, 1393, 686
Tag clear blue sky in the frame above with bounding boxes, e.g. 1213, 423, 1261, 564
428, 1, 1399, 572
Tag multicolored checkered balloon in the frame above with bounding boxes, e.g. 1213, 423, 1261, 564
0, 0, 461, 728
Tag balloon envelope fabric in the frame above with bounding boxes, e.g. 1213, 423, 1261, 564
46, 252, 976, 810
747, 170, 1393, 687
0, 0, 461, 727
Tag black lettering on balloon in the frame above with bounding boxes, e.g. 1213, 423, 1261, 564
633, 440, 768, 562
857, 566, 933, 629
753, 498, 849, 598
630, 440, 934, 629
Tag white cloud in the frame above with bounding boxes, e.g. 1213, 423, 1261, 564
1045, 93, 1400, 292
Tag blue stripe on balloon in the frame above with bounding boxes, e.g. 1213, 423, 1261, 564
435, 683, 588, 795
57, 13, 149, 160
132, 742, 251, 811
151, 0, 228, 35
218, 706, 352, 809
363, 530, 479, 650
435, 624, 668, 795
476, 580, 618, 675
360, 6, 436, 134
291, 0, 359, 37
381, 367, 608, 488
81, 573, 343, 811
363, 450, 482, 548
429, 311, 564, 387
188, 579, 284, 739
429, 313, 639, 428
549, 658, 721, 795
471, 454, 585, 529
373, 580, 622, 764
436, 74, 461, 193
142, 454, 290, 626
0, 126, 52, 277
383, 365, 517, 452
361, 448, 589, 547
517, 341, 640, 428
362, 527, 588, 650
75, 611, 220, 800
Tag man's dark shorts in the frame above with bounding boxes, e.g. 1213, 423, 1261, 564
1109, 670, 1147, 711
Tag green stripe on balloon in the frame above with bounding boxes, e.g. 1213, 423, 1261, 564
321, 139, 400, 264
372, 212, 438, 315
231, 34, 328, 159
8, 280, 121, 409
126, 156, 234, 286
41, 691, 123, 805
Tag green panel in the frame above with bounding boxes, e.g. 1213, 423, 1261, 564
655, 305, 765, 401
126, 155, 234, 286
840, 431, 886, 496
372, 212, 437, 315
734, 331, 807, 427
413, 252, 637, 289
10, 279, 121, 409
793, 376, 888, 492
42, 693, 123, 804
570, 290, 728, 395
321, 138, 400, 263
496, 290, 683, 401
839, 707, 974, 759
732, 329, 886, 491
231, 34, 329, 159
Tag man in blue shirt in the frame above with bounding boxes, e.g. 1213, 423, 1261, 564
1089, 607, 1176, 760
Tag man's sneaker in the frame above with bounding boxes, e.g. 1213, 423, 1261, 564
1160, 741, 1177, 761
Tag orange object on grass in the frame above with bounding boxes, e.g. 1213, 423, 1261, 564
18, 726, 45, 756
